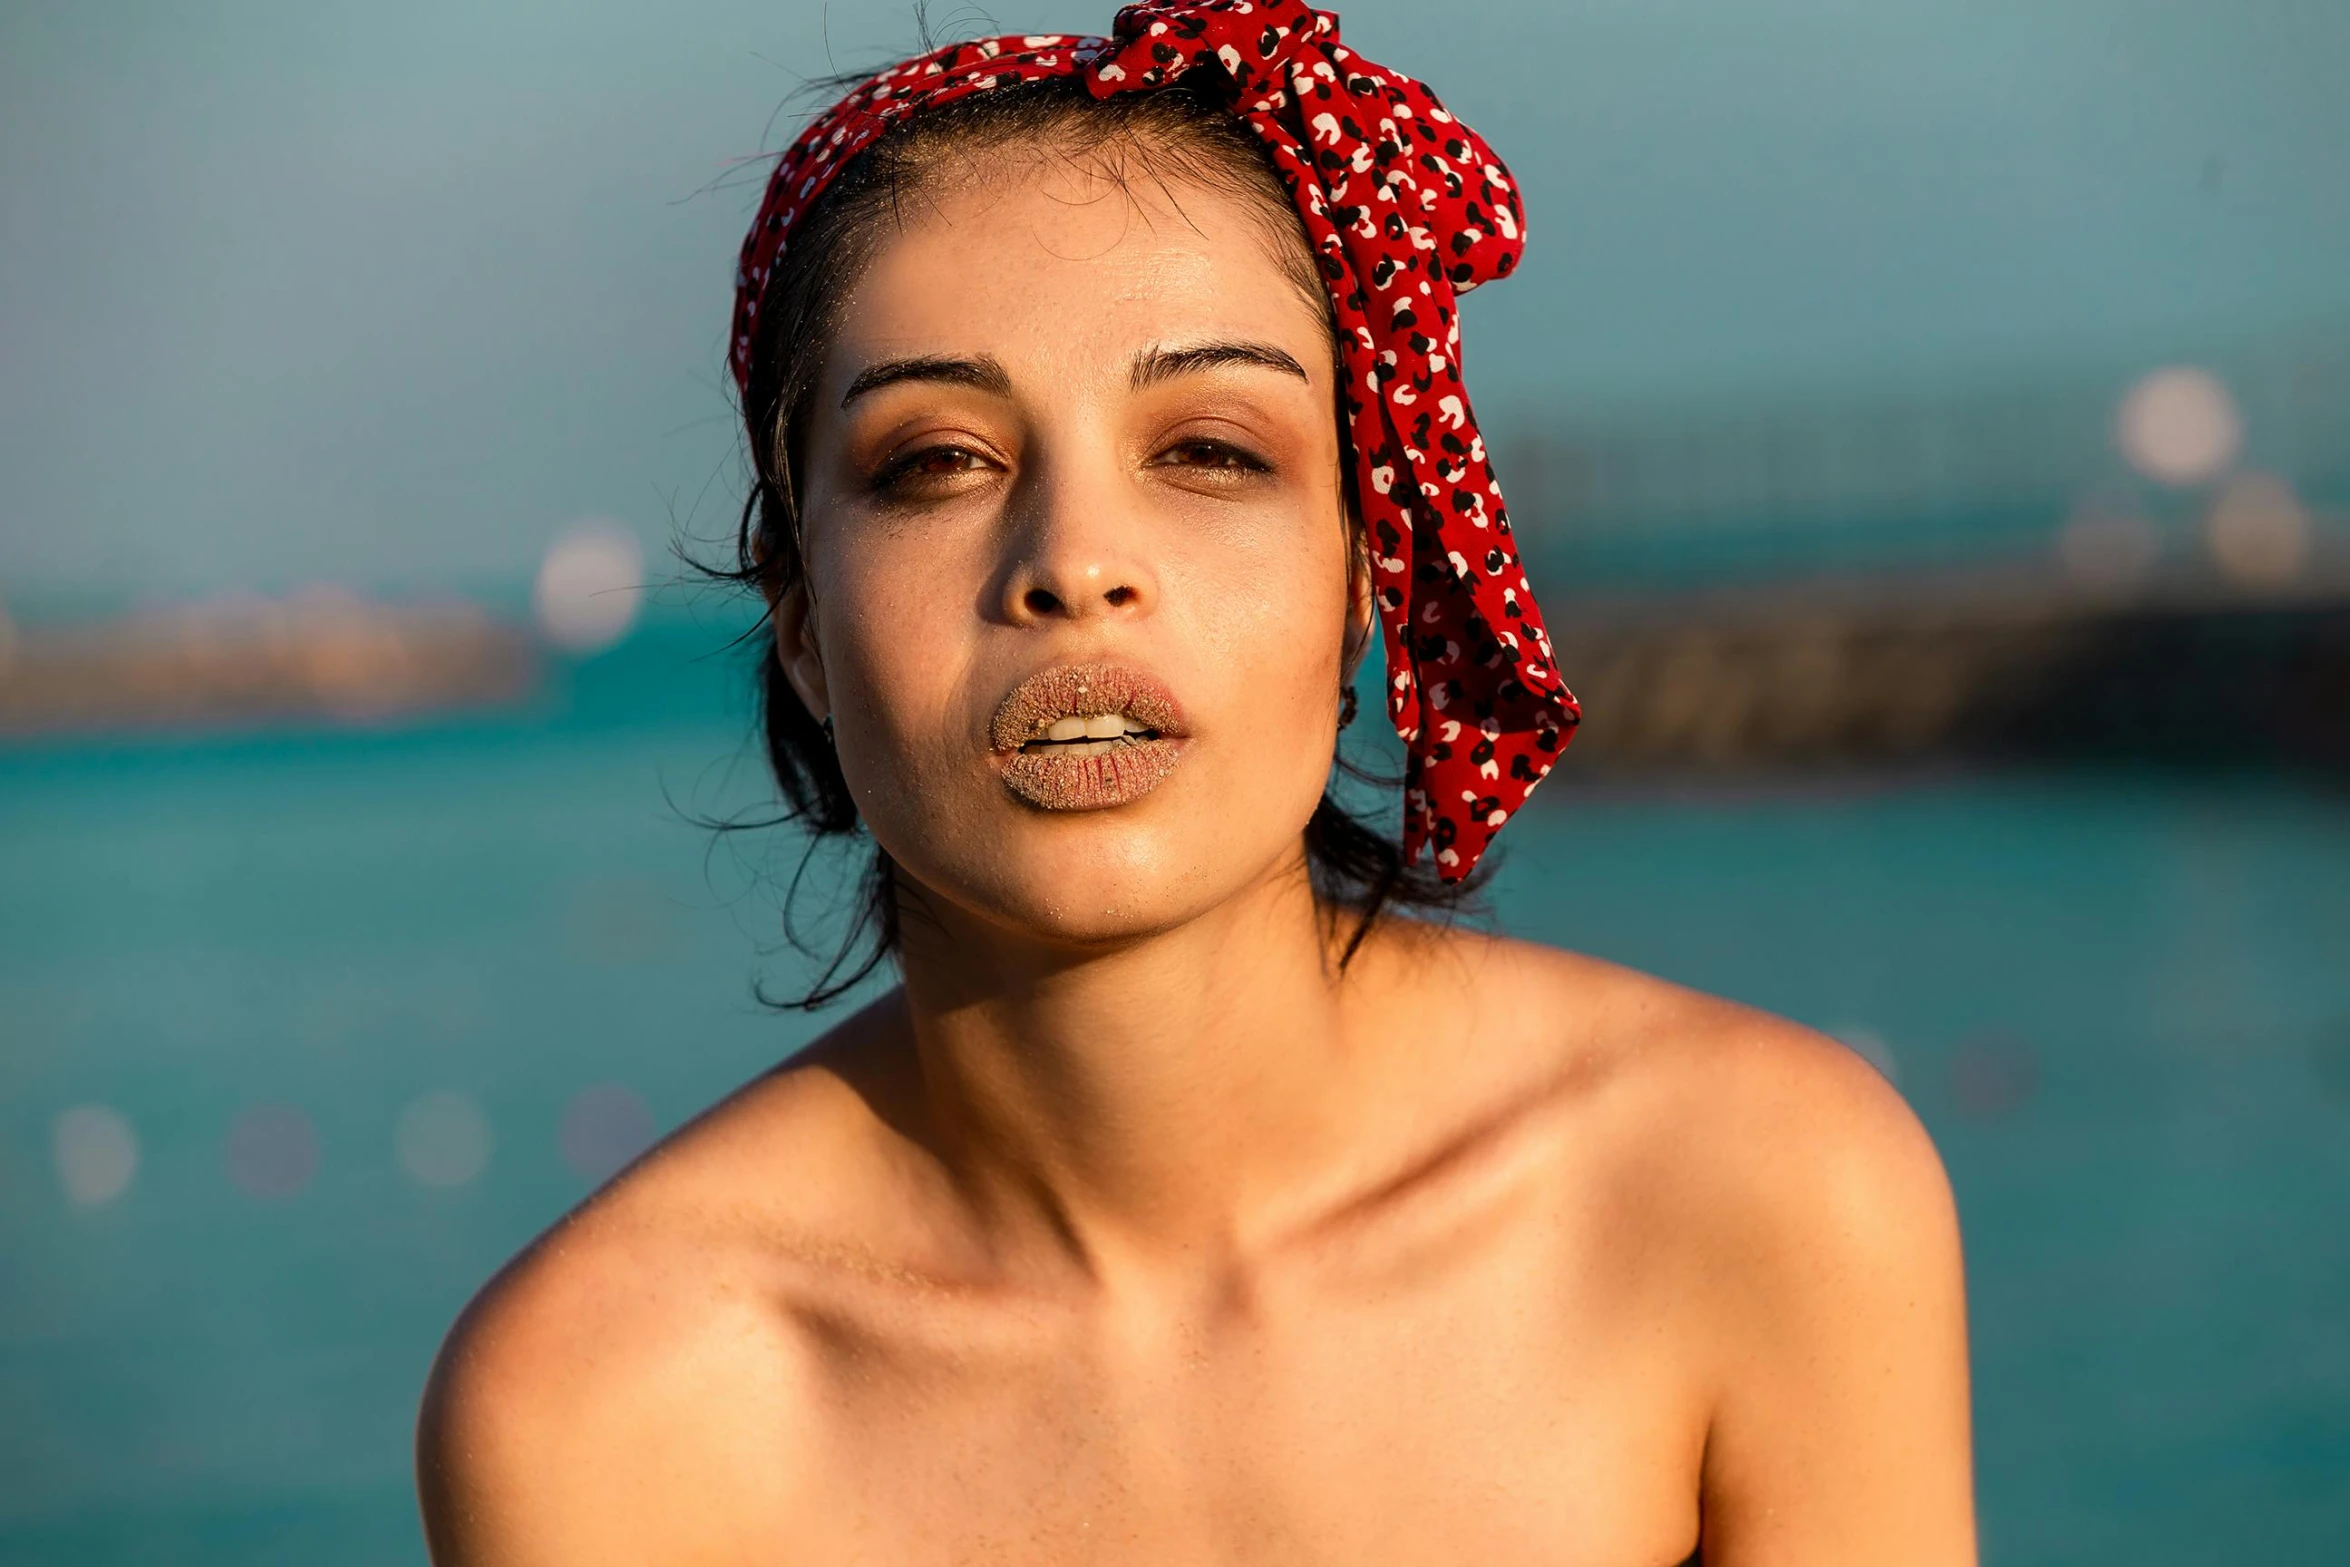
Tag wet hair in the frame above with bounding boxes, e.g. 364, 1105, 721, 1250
716, 71, 1479, 1009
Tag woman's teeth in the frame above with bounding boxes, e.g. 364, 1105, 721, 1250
1033, 713, 1155, 750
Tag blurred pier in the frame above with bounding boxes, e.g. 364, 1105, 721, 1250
0, 520, 645, 739
0, 592, 535, 738
1545, 563, 2350, 775
1510, 347, 2350, 779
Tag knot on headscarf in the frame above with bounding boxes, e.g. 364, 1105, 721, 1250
731, 0, 1579, 880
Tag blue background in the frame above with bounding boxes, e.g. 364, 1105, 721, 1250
4, 2, 2349, 1562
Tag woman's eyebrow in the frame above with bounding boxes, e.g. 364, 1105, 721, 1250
1129, 341, 1311, 391
840, 353, 1013, 408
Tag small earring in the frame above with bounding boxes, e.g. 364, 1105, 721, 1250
1338, 687, 1359, 729
820, 713, 835, 745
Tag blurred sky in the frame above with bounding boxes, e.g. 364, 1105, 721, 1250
3, 0, 2347, 599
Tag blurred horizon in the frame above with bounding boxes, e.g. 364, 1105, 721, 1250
7, 0, 2350, 600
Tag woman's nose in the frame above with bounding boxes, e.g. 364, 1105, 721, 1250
998, 466, 1158, 625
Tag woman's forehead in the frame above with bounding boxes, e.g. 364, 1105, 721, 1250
833, 161, 1329, 382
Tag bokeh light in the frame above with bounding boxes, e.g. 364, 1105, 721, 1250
532, 519, 645, 655
1948, 1032, 2040, 1119
53, 1104, 139, 1207
395, 1091, 493, 1189
2203, 471, 2311, 587
224, 1103, 320, 1200
558, 1083, 658, 1183
2115, 367, 2242, 486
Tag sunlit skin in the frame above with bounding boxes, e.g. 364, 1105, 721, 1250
417, 149, 1976, 1566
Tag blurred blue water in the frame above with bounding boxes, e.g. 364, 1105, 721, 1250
3, 620, 2348, 1564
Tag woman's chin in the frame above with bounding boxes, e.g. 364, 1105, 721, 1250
991, 889, 1198, 949
898, 818, 1278, 952
974, 857, 1215, 948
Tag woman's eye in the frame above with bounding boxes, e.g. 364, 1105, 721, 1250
872, 445, 991, 494
1157, 440, 1269, 474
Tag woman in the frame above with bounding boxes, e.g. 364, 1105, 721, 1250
418, 5, 1975, 1562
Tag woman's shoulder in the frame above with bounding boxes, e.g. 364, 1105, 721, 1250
1420, 927, 1976, 1551
1382, 921, 1959, 1299
415, 994, 946, 1562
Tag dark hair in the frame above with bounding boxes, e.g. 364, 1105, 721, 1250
717, 71, 1479, 1009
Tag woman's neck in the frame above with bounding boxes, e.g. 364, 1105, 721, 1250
891, 862, 1403, 1274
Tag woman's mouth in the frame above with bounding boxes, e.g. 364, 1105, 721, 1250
989, 663, 1189, 811
1024, 710, 1163, 756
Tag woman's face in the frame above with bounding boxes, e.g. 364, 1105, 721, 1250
784, 144, 1360, 949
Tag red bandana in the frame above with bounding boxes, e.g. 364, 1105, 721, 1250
731, 0, 1579, 879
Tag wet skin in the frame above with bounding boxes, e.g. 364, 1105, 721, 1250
417, 149, 1976, 1566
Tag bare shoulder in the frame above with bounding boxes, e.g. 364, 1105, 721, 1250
1377, 922, 1963, 1358
1420, 927, 1975, 1561
1424, 926, 1956, 1263
416, 993, 938, 1565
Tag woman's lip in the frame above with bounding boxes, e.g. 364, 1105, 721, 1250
988, 662, 1191, 812
987, 662, 1191, 752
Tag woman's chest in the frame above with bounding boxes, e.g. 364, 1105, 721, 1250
781, 1289, 1705, 1567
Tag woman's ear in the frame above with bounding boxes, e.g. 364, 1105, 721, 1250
1340, 527, 1377, 682
770, 580, 831, 726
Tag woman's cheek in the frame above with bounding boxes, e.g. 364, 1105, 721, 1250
1181, 508, 1351, 708
823, 531, 979, 751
